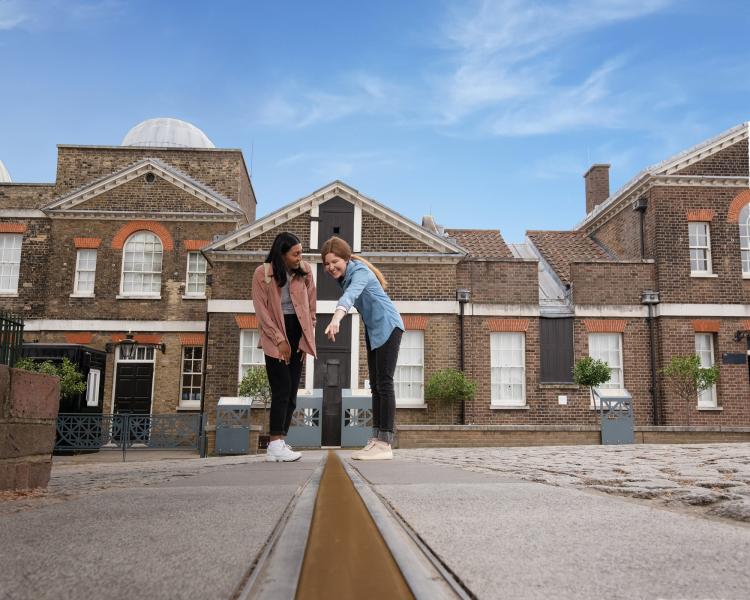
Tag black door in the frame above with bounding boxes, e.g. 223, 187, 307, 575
317, 196, 354, 301
114, 363, 154, 414
316, 314, 351, 446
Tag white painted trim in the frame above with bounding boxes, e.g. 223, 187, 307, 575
0, 209, 46, 218
467, 303, 540, 317
655, 304, 750, 317
116, 295, 162, 300
24, 319, 205, 331
353, 203, 362, 252
310, 219, 319, 250
208, 299, 254, 313
350, 314, 360, 390
305, 353, 314, 391
575, 305, 649, 318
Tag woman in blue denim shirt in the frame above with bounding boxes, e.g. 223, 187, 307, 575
321, 236, 404, 460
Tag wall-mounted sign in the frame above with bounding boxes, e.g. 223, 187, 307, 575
721, 353, 747, 365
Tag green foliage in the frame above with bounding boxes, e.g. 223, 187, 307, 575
238, 366, 271, 405
573, 356, 612, 388
15, 357, 86, 400
425, 368, 476, 406
662, 354, 720, 403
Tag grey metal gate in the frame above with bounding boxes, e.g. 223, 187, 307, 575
341, 390, 373, 448
215, 398, 252, 455
286, 390, 323, 448
594, 388, 634, 445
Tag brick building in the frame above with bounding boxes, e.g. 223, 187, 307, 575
1, 118, 749, 448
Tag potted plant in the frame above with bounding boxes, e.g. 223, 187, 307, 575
425, 368, 475, 422
662, 355, 719, 426
573, 356, 611, 404
239, 366, 272, 448
16, 356, 86, 401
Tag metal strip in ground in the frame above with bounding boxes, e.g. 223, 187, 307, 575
232, 454, 327, 600
296, 451, 415, 599
344, 458, 476, 600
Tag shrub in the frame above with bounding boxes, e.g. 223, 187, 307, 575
662, 354, 719, 424
573, 356, 611, 389
15, 356, 86, 400
425, 368, 475, 406
238, 366, 271, 406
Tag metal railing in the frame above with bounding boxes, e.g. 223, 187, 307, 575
56, 413, 206, 460
0, 312, 23, 367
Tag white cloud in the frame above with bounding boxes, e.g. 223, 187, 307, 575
434, 0, 675, 134
0, 0, 29, 29
275, 150, 400, 181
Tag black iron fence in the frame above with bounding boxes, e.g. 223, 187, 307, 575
0, 312, 23, 367
56, 413, 206, 460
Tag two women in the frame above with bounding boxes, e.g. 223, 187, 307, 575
254, 233, 402, 461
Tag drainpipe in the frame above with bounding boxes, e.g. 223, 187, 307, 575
456, 289, 471, 424
198, 248, 213, 457
641, 290, 661, 425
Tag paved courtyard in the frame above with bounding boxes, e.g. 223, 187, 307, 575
398, 443, 750, 523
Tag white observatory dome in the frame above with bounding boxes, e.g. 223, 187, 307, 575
121, 118, 215, 148
0, 159, 11, 183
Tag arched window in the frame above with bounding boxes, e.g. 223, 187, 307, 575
121, 231, 163, 295
740, 204, 750, 276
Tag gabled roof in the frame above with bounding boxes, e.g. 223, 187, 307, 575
445, 229, 513, 258
44, 157, 243, 214
206, 180, 467, 254
527, 230, 612, 284
578, 122, 749, 230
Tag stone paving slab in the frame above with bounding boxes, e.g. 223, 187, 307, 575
397, 443, 750, 522
351, 447, 750, 600
0, 452, 325, 600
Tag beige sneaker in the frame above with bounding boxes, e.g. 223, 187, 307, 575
353, 440, 393, 461
351, 438, 378, 460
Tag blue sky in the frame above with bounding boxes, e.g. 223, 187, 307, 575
1, 0, 749, 242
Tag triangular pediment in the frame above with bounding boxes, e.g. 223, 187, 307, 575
44, 158, 243, 215
206, 180, 466, 255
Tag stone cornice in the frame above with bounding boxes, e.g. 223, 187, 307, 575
45, 210, 240, 223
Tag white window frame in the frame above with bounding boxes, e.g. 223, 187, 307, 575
0, 233, 22, 294
695, 333, 718, 408
116, 345, 155, 362
490, 332, 526, 407
73, 249, 97, 296
119, 231, 163, 298
588, 333, 624, 407
239, 329, 265, 394
739, 205, 750, 277
394, 330, 424, 406
86, 368, 101, 407
180, 346, 203, 409
688, 221, 713, 275
184, 251, 207, 298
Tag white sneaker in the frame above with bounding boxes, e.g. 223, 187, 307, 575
352, 440, 393, 461
266, 440, 301, 462
351, 438, 378, 460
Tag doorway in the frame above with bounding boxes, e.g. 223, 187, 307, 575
315, 314, 351, 446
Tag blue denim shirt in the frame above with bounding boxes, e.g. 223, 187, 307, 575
336, 259, 404, 350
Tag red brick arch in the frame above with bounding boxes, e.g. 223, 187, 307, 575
111, 221, 174, 251
727, 190, 750, 223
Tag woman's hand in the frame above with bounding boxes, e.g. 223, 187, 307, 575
325, 308, 346, 341
278, 340, 291, 364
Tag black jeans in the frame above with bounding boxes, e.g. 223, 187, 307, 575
365, 327, 403, 434
265, 314, 304, 436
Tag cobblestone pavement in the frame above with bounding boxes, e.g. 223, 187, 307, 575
398, 443, 750, 523
0, 454, 268, 515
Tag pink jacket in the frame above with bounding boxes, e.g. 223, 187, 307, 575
251, 261, 317, 360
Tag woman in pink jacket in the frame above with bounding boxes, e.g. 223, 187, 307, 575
252, 232, 316, 462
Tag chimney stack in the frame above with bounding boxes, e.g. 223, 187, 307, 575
583, 164, 610, 214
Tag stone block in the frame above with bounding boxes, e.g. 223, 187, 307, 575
9, 368, 60, 420
0, 423, 56, 459
28, 460, 52, 489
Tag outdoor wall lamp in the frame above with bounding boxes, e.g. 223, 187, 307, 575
105, 332, 166, 359
733, 330, 750, 343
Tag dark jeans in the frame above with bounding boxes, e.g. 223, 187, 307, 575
365, 327, 403, 434
265, 314, 304, 436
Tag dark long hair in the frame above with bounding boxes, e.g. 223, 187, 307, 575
265, 232, 305, 287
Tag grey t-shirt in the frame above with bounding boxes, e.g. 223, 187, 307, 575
280, 272, 295, 314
